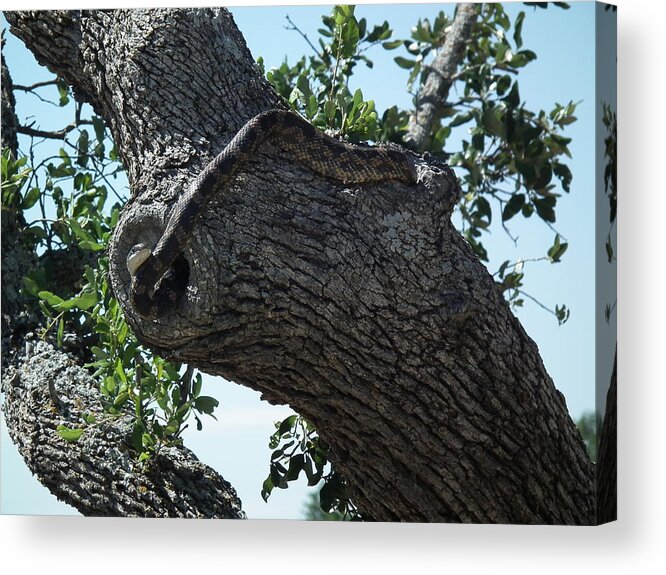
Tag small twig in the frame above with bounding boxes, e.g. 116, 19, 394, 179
17, 123, 76, 140
492, 256, 549, 277
13, 79, 58, 91
329, 26, 343, 104
285, 14, 323, 58
516, 289, 557, 317
544, 220, 567, 243
19, 90, 63, 107
501, 219, 519, 245
17, 117, 95, 140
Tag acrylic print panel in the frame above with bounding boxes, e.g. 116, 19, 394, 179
1, 2, 616, 523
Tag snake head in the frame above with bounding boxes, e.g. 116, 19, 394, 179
126, 243, 152, 277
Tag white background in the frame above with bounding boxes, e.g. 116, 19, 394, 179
1, 0, 663, 572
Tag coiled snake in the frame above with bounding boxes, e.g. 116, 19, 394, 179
126, 109, 417, 319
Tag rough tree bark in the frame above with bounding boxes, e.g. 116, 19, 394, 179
4, 8, 597, 523
404, 3, 480, 151
1, 10, 244, 519
596, 350, 617, 523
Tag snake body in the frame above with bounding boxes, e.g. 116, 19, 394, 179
128, 109, 417, 319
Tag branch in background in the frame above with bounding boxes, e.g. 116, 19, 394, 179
404, 3, 480, 151
13, 79, 58, 91
285, 14, 323, 59
17, 118, 93, 140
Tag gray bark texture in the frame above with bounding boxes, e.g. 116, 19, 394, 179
405, 3, 480, 151
3, 339, 245, 518
4, 8, 597, 524
1, 9, 245, 519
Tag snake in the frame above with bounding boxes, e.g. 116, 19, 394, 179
126, 109, 418, 320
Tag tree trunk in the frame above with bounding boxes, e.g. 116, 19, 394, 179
5, 8, 596, 524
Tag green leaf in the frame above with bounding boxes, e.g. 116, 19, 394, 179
319, 480, 336, 512
605, 236, 614, 262
533, 164, 553, 190
555, 304, 570, 326
92, 116, 106, 143
90, 346, 109, 360
278, 414, 298, 436
547, 234, 568, 263
75, 289, 97, 311
142, 433, 156, 447
516, 158, 536, 184
192, 373, 203, 398
164, 420, 180, 436
83, 413, 97, 425
553, 162, 572, 193
22, 276, 40, 296
483, 106, 506, 138
534, 197, 557, 223
394, 56, 415, 69
57, 425, 85, 442
261, 477, 274, 501
285, 453, 305, 481
56, 77, 70, 106
305, 94, 318, 120
38, 290, 64, 307
56, 318, 64, 347
68, 218, 95, 243
513, 11, 525, 48
79, 240, 105, 252
449, 111, 474, 127
113, 391, 129, 408
21, 187, 41, 210
475, 196, 492, 224
26, 225, 48, 242
382, 39, 402, 50
497, 260, 510, 279
503, 81, 520, 107
194, 395, 219, 415
502, 194, 525, 221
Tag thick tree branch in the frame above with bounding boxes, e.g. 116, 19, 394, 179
2, 339, 245, 518
404, 3, 480, 151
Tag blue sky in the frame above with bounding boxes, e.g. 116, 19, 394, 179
1, 2, 601, 520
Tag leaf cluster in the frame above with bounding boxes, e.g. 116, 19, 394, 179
391, 4, 576, 266
262, 414, 360, 520
602, 102, 617, 262
3, 77, 221, 461
264, 5, 400, 142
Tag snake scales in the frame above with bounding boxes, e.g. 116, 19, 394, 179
127, 109, 417, 319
